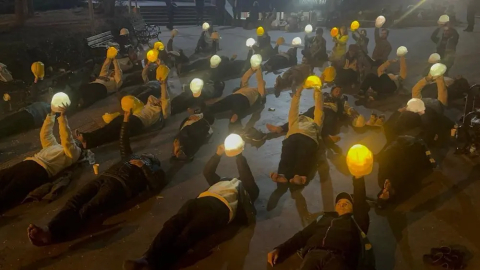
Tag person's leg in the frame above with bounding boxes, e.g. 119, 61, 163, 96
358, 73, 378, 95
275, 136, 298, 182
0, 161, 49, 211
321, 109, 339, 138
208, 94, 238, 114
79, 116, 124, 149
466, 4, 475, 31
375, 74, 397, 95
0, 110, 35, 139
293, 136, 318, 179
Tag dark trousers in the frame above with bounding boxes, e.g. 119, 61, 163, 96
0, 160, 49, 211
336, 68, 359, 87
82, 115, 144, 149
0, 110, 35, 139
177, 120, 211, 157
278, 133, 318, 180
76, 83, 108, 109
467, 3, 477, 30
233, 7, 241, 21
208, 94, 250, 118
48, 176, 127, 241
196, 3, 205, 24
145, 196, 230, 268
299, 250, 349, 270
360, 73, 396, 94
180, 58, 210, 74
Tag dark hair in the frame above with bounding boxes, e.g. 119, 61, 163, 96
214, 81, 225, 92
316, 27, 323, 35
382, 28, 390, 36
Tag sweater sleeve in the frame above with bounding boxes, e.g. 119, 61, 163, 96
353, 176, 370, 233
203, 154, 222, 186
57, 115, 81, 160
112, 59, 123, 89
313, 90, 323, 127
377, 60, 391, 76
161, 81, 171, 119
141, 64, 150, 84
240, 68, 255, 88
412, 77, 428, 99
276, 220, 318, 259
99, 58, 111, 77
40, 114, 58, 149
436, 76, 448, 106
399, 56, 407, 80
288, 88, 302, 131
255, 68, 265, 97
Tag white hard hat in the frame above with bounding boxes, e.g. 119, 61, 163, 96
202, 22, 210, 31
120, 28, 129, 36
246, 38, 255, 47
190, 78, 204, 97
375, 15, 386, 28
224, 133, 245, 157
438, 15, 450, 24
210, 55, 221, 68
292, 37, 302, 47
250, 54, 262, 68
305, 24, 313, 34
396, 46, 408, 57
428, 53, 441, 64
430, 63, 447, 77
406, 98, 426, 114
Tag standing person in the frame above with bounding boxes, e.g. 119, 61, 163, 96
464, 0, 478, 32
267, 175, 373, 269
165, 0, 175, 30
0, 101, 50, 139
352, 29, 369, 55
431, 20, 459, 74
195, 0, 205, 26
27, 110, 166, 246
372, 26, 392, 66
123, 143, 259, 270
216, 0, 226, 26
303, 27, 328, 68
0, 104, 83, 213
330, 26, 349, 67
232, 0, 243, 25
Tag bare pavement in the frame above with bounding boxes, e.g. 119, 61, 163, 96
1, 24, 480, 270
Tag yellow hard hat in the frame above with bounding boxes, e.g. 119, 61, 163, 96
330, 27, 339, 37
256, 26, 265, 36
276, 37, 285, 45
156, 65, 170, 81
350, 20, 360, 31
147, 49, 159, 63
31, 61, 45, 79
121, 95, 144, 114
303, 75, 322, 89
107, 47, 118, 59
322, 66, 337, 83
154, 41, 164, 51
102, 112, 121, 124
346, 144, 373, 178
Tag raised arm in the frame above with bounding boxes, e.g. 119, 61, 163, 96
99, 58, 112, 77
412, 77, 428, 99
255, 68, 265, 97
57, 114, 81, 160
141, 62, 150, 83
313, 88, 324, 127
167, 38, 174, 52
399, 55, 407, 80
160, 81, 171, 119
203, 148, 223, 186
377, 59, 392, 76
374, 27, 380, 43
288, 86, 303, 131
352, 176, 370, 233
352, 31, 359, 41
112, 59, 123, 89
430, 27, 441, 44
240, 67, 256, 88
40, 113, 58, 148
436, 76, 448, 106
336, 35, 348, 45
119, 111, 133, 159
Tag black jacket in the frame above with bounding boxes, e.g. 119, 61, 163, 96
103, 120, 166, 197
275, 177, 370, 269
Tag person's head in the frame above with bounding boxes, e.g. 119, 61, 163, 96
381, 28, 389, 39
315, 27, 323, 37
443, 25, 454, 37
359, 29, 367, 36
340, 26, 347, 35
335, 193, 353, 216
120, 28, 130, 37
331, 86, 342, 98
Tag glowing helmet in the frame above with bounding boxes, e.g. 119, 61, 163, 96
428, 53, 441, 64
202, 22, 210, 31
396, 46, 408, 57
210, 55, 222, 68
190, 78, 204, 97
147, 49, 159, 63
121, 95, 144, 114
305, 24, 313, 34
120, 28, 129, 36
224, 133, 245, 157
256, 26, 265, 36
154, 41, 165, 51
246, 38, 256, 47
430, 63, 447, 77
51, 92, 71, 112
292, 37, 302, 47
156, 65, 170, 81
107, 47, 118, 59
31, 61, 45, 79
406, 98, 426, 114
250, 54, 262, 68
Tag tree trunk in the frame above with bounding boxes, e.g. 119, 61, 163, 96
27, 0, 34, 17
15, 0, 25, 26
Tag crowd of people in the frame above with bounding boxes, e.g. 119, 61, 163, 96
0, 10, 476, 270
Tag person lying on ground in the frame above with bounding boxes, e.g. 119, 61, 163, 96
123, 143, 259, 270
170, 80, 225, 116
335, 44, 362, 88
195, 24, 216, 54
263, 37, 298, 73
0, 104, 83, 213
71, 57, 123, 109
27, 110, 166, 246
172, 109, 215, 161
357, 54, 407, 100
419, 75, 470, 101
0, 101, 50, 139
303, 27, 328, 69
273, 60, 312, 97
252, 27, 276, 60
376, 135, 436, 208
267, 86, 365, 145
74, 65, 170, 149
207, 67, 266, 124
267, 176, 373, 270
269, 85, 323, 186
431, 21, 459, 75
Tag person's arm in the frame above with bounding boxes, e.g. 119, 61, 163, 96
412, 77, 429, 99
337, 35, 348, 45
112, 59, 123, 89
236, 153, 259, 201
119, 111, 133, 159
377, 59, 392, 76
275, 220, 318, 260
313, 88, 323, 127
141, 62, 150, 83
436, 76, 448, 106
57, 114, 81, 160
99, 58, 112, 77
240, 67, 256, 88
167, 38, 174, 52
211, 40, 218, 55
430, 27, 441, 43
40, 113, 58, 149
374, 27, 380, 43
160, 81, 170, 119
352, 31, 359, 41
399, 55, 407, 80
255, 68, 265, 97
352, 176, 370, 233
288, 86, 303, 131
203, 146, 223, 186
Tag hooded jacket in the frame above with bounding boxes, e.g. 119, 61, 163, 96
102, 120, 165, 197
275, 177, 372, 270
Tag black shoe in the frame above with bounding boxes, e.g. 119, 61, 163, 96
243, 127, 267, 142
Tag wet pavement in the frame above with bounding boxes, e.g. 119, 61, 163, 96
1, 23, 480, 270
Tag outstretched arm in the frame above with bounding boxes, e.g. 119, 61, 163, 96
236, 154, 259, 201
141, 62, 150, 83
353, 176, 370, 233
160, 81, 171, 119
255, 68, 265, 97
40, 113, 58, 148
412, 77, 429, 99
240, 67, 256, 88
377, 59, 393, 76
313, 88, 324, 127
112, 59, 123, 89
399, 55, 407, 80
374, 27, 380, 43
436, 76, 448, 106
288, 86, 303, 131
99, 58, 112, 77
119, 111, 133, 159
275, 220, 318, 260
203, 146, 223, 186
58, 114, 81, 160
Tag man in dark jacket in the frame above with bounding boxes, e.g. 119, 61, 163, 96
123, 144, 259, 270
267, 176, 373, 270
464, 0, 478, 32
431, 23, 459, 74
372, 27, 392, 66
27, 110, 166, 246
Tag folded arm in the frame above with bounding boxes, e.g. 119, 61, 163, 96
377, 60, 392, 76
203, 153, 222, 186
40, 114, 58, 148
58, 115, 81, 160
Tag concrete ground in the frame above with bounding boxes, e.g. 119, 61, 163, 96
1, 21, 480, 270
